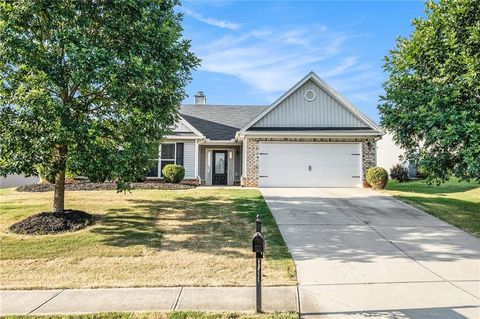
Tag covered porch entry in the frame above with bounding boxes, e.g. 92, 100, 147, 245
199, 144, 242, 186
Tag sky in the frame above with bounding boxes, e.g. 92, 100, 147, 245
179, 1, 425, 123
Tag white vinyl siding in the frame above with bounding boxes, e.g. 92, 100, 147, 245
1, 174, 40, 188
252, 80, 368, 128
182, 140, 196, 178
258, 142, 362, 187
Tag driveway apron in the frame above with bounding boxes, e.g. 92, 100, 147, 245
260, 188, 480, 319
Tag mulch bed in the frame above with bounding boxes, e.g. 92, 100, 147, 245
9, 210, 94, 235
16, 181, 197, 192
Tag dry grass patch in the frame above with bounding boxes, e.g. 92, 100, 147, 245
0, 188, 296, 289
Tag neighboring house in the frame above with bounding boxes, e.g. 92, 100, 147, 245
377, 132, 416, 177
150, 72, 383, 187
0, 174, 40, 189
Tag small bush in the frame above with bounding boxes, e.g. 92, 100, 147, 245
36, 165, 56, 184
366, 167, 389, 189
65, 170, 78, 182
390, 164, 409, 182
416, 165, 429, 179
37, 165, 78, 183
162, 164, 185, 183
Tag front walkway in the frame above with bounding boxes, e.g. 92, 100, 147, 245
260, 188, 480, 319
0, 286, 297, 315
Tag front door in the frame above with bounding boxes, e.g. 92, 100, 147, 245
212, 151, 227, 185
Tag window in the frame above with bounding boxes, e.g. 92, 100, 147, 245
160, 143, 176, 177
161, 144, 175, 159
146, 142, 184, 178
304, 89, 316, 102
214, 152, 225, 174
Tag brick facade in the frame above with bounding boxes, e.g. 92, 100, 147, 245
241, 137, 377, 187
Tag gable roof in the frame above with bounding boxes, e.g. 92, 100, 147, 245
240, 71, 383, 133
173, 117, 205, 137
179, 105, 268, 140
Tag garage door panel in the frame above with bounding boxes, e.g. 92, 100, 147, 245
258, 143, 362, 187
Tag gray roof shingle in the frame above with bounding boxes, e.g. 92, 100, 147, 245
179, 104, 268, 140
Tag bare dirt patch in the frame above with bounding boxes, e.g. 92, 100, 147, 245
9, 210, 94, 235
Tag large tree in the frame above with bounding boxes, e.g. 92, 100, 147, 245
0, 0, 199, 211
379, 0, 479, 183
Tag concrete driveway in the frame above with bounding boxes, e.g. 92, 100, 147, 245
260, 188, 480, 319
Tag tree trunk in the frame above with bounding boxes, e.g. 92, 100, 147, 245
53, 145, 67, 212
53, 168, 65, 212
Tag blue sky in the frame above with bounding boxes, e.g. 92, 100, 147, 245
180, 1, 425, 123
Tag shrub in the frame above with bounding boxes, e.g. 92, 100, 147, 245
37, 165, 78, 183
65, 170, 79, 182
416, 165, 429, 179
162, 164, 185, 183
36, 165, 56, 184
366, 167, 389, 189
390, 164, 409, 182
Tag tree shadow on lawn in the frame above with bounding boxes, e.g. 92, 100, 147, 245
91, 194, 290, 261
91, 207, 163, 249
386, 179, 479, 195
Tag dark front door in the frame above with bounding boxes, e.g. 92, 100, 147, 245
212, 151, 228, 185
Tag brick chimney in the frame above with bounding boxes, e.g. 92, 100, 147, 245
194, 91, 206, 105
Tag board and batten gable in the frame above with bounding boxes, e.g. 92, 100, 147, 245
173, 120, 195, 133
251, 80, 369, 129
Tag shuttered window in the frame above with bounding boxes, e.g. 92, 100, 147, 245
176, 143, 184, 166
147, 142, 185, 178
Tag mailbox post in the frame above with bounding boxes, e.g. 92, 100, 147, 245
252, 215, 265, 313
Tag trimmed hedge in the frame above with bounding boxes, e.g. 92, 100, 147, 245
390, 164, 409, 182
162, 164, 185, 183
366, 167, 389, 189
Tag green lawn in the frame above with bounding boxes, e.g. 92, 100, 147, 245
0, 188, 296, 289
384, 178, 480, 236
2, 312, 298, 319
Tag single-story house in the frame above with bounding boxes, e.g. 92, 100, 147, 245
149, 72, 384, 187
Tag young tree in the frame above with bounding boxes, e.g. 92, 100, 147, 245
379, 0, 479, 183
0, 1, 199, 212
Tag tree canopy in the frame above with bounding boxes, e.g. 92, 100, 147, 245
0, 0, 199, 211
379, 0, 479, 183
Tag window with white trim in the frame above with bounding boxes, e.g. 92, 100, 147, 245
160, 143, 176, 177
147, 142, 184, 178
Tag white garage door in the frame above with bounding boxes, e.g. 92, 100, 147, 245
258, 143, 362, 187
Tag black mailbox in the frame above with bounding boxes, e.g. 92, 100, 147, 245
252, 215, 264, 313
252, 232, 265, 256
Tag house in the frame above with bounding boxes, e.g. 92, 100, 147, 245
377, 132, 417, 178
148, 72, 384, 187
1, 174, 40, 189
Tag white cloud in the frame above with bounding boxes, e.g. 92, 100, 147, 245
182, 8, 241, 30
191, 25, 377, 96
